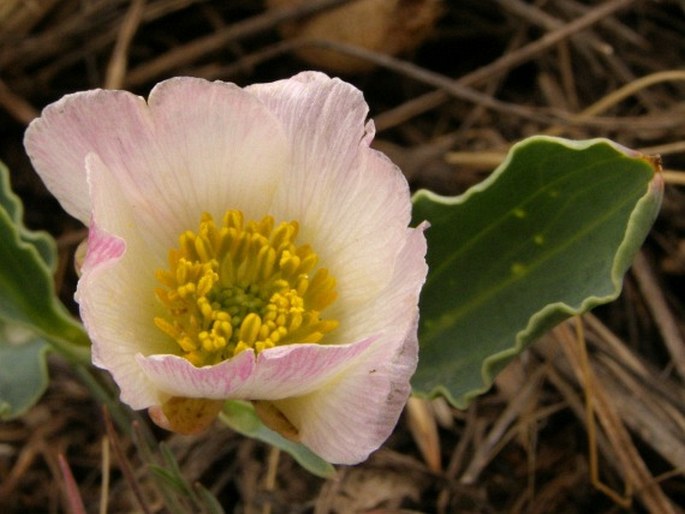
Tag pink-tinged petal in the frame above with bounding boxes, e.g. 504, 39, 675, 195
79, 154, 170, 409
270, 225, 428, 464
273, 327, 417, 465
140, 78, 290, 252
25, 78, 290, 256
136, 336, 376, 403
247, 73, 413, 331
137, 350, 255, 402
82, 216, 125, 270
344, 223, 429, 343
24, 90, 152, 223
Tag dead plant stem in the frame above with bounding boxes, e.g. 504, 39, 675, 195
105, 0, 145, 89
374, 0, 638, 131
125, 0, 353, 87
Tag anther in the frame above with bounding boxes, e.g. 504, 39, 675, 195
154, 210, 338, 366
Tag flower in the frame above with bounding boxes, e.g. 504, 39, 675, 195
24, 72, 427, 464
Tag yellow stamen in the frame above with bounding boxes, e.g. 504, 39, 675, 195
154, 210, 338, 366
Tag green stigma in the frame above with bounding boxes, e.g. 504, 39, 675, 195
154, 210, 338, 366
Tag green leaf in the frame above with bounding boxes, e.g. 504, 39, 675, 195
148, 465, 189, 494
0, 321, 50, 420
220, 400, 336, 478
0, 165, 55, 271
412, 137, 662, 407
0, 161, 90, 356
193, 483, 226, 514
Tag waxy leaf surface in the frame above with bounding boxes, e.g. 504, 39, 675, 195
0, 162, 88, 348
0, 162, 89, 418
412, 137, 662, 407
0, 322, 50, 420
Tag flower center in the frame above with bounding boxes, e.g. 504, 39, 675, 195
154, 210, 338, 366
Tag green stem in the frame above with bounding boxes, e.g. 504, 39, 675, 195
72, 365, 133, 435
48, 335, 92, 366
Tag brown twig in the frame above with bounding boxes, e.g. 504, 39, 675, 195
0, 2, 123, 68
124, 0, 354, 87
459, 365, 547, 485
105, 0, 145, 89
103, 406, 153, 514
100, 436, 111, 514
406, 396, 442, 472
631, 251, 685, 381
0, 79, 39, 124
595, 353, 685, 472
261, 446, 280, 514
558, 319, 677, 514
497, 0, 659, 111
374, 0, 639, 131
58, 453, 87, 514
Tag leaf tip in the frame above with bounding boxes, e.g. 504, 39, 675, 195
606, 141, 664, 203
631, 150, 664, 203
645, 152, 665, 189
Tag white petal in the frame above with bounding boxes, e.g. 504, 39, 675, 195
79, 154, 170, 409
345, 222, 429, 342
272, 225, 428, 464
141, 77, 290, 253
247, 72, 413, 343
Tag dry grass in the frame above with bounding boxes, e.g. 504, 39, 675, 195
0, 1, 684, 512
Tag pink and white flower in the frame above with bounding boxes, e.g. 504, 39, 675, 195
24, 72, 427, 465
